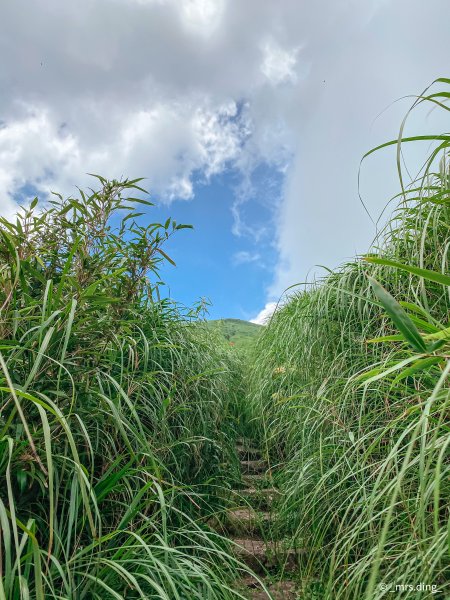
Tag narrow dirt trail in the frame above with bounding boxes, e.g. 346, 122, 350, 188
212, 438, 301, 598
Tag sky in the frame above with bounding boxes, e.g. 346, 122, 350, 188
0, 0, 449, 322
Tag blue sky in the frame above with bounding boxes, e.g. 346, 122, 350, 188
0, 0, 449, 322
154, 164, 280, 320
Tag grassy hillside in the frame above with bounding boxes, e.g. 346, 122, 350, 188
246, 78, 450, 598
208, 318, 262, 352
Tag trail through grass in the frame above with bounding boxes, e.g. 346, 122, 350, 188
0, 78, 449, 599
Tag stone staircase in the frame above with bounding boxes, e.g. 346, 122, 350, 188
223, 439, 300, 598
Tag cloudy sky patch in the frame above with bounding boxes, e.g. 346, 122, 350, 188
1, 0, 448, 320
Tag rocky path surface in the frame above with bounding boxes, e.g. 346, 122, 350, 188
213, 439, 301, 598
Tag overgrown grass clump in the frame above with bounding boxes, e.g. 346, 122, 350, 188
247, 79, 450, 598
0, 179, 244, 599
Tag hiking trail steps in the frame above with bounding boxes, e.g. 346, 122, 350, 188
220, 438, 301, 598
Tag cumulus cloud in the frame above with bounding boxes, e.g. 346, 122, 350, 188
250, 302, 277, 325
0, 0, 370, 213
1, 0, 448, 317
178, 0, 225, 35
260, 39, 300, 85
0, 0, 251, 210
0, 98, 245, 205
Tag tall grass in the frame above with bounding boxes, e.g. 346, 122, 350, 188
246, 79, 450, 598
0, 178, 245, 598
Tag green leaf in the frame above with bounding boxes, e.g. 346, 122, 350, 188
367, 276, 427, 352
127, 197, 153, 206
86, 172, 107, 184
156, 247, 176, 266
16, 470, 28, 493
393, 356, 443, 383
367, 334, 404, 344
356, 355, 422, 384
122, 212, 144, 223
364, 257, 450, 287
424, 326, 450, 341
426, 339, 446, 352
362, 135, 450, 160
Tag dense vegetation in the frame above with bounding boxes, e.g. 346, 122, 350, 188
246, 78, 450, 598
0, 179, 246, 599
207, 320, 262, 353
0, 78, 448, 599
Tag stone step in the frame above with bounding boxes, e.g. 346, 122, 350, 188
239, 487, 280, 510
236, 437, 248, 445
208, 507, 270, 536
236, 444, 262, 460
232, 538, 300, 574
241, 459, 268, 475
241, 473, 271, 488
238, 576, 298, 599
225, 507, 271, 535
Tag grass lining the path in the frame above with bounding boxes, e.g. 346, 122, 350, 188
246, 78, 450, 599
0, 178, 247, 599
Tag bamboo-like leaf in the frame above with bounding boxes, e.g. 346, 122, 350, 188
367, 334, 404, 343
364, 256, 450, 287
356, 355, 422, 384
393, 356, 443, 383
367, 276, 427, 352
156, 247, 176, 266
362, 134, 450, 160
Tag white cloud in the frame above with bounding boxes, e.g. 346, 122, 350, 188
233, 250, 261, 265
179, 0, 225, 35
267, 2, 449, 297
261, 39, 300, 85
0, 0, 448, 305
0, 108, 79, 202
0, 99, 244, 208
250, 301, 277, 325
